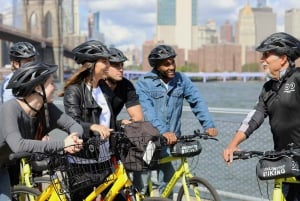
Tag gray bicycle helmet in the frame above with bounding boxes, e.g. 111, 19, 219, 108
256, 32, 300, 61
148, 45, 176, 67
72, 40, 110, 64
9, 42, 38, 61
109, 47, 128, 63
6, 61, 57, 97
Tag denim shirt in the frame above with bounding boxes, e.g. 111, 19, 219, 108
0, 72, 14, 104
135, 70, 215, 136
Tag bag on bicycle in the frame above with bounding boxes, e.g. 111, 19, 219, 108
256, 155, 300, 180
170, 139, 202, 157
118, 121, 162, 172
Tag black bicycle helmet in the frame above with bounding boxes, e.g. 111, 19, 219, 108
6, 61, 58, 97
148, 45, 176, 67
256, 32, 300, 61
109, 47, 128, 63
72, 40, 110, 64
9, 42, 38, 61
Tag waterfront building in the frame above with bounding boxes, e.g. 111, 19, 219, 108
285, 8, 300, 39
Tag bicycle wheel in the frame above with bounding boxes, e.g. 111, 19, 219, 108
11, 185, 40, 201
177, 177, 220, 201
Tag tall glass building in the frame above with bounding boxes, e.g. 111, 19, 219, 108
157, 0, 197, 26
156, 0, 198, 59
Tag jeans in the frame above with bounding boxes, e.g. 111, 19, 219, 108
158, 162, 175, 199
132, 171, 151, 194
0, 168, 12, 201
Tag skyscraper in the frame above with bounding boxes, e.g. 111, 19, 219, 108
156, 0, 198, 60
252, 6, 276, 45
285, 8, 300, 39
220, 20, 233, 43
236, 2, 255, 65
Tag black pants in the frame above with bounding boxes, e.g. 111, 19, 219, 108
283, 183, 300, 201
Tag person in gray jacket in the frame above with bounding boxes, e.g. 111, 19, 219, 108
0, 61, 83, 201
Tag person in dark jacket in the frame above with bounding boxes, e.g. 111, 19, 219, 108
59, 40, 114, 200
100, 47, 144, 129
223, 32, 300, 200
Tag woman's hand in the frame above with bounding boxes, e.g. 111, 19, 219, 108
90, 124, 113, 139
64, 133, 83, 154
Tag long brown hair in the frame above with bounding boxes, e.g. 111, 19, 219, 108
35, 107, 46, 140
58, 62, 94, 97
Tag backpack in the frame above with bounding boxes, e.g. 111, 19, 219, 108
118, 121, 162, 172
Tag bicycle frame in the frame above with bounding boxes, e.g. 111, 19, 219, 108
84, 156, 140, 201
149, 156, 194, 199
273, 177, 299, 201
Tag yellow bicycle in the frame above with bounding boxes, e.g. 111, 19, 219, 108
146, 130, 221, 201
233, 146, 300, 201
10, 132, 172, 201
9, 152, 50, 201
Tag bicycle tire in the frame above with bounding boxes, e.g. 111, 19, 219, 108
177, 176, 220, 201
11, 185, 41, 201
144, 197, 173, 201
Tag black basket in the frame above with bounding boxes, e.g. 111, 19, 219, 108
115, 134, 162, 172
48, 137, 113, 195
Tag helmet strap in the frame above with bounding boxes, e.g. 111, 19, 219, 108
40, 84, 50, 129
22, 98, 39, 113
89, 62, 96, 104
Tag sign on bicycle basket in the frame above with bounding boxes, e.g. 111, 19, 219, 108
256, 155, 300, 180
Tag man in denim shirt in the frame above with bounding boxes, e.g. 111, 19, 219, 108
135, 44, 218, 197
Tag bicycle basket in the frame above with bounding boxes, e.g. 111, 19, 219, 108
256, 155, 300, 180
48, 137, 113, 196
170, 139, 202, 157
117, 134, 162, 172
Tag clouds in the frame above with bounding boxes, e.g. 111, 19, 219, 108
80, 0, 299, 51
79, 0, 156, 49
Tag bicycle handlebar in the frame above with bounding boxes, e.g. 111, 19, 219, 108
175, 129, 218, 141
233, 144, 300, 160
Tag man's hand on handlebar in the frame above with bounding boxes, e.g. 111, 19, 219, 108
205, 128, 218, 137
163, 132, 177, 145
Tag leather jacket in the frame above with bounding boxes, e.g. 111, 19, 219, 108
63, 82, 116, 139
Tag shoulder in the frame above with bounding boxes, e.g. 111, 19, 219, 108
65, 83, 83, 93
120, 77, 134, 86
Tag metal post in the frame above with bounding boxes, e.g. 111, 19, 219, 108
57, 0, 64, 84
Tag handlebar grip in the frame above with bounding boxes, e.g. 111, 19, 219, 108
9, 152, 32, 161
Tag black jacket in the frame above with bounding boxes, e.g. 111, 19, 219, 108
63, 82, 116, 139
239, 67, 300, 150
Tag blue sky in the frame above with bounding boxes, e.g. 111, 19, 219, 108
1, 0, 299, 50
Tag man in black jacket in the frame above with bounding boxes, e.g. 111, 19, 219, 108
224, 32, 300, 200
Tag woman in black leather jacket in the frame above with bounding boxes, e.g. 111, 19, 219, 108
58, 40, 114, 200
59, 40, 113, 139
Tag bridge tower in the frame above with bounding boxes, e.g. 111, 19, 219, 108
23, 0, 67, 82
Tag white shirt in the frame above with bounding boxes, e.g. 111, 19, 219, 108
88, 85, 112, 162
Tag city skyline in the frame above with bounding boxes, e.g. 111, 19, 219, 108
1, 0, 299, 51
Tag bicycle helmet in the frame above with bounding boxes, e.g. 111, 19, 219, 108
6, 61, 58, 97
256, 32, 300, 61
148, 45, 176, 67
72, 40, 110, 64
9, 42, 38, 61
109, 47, 128, 63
